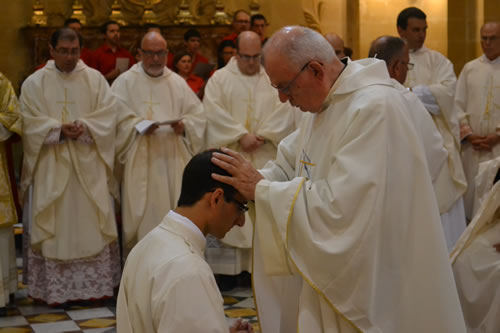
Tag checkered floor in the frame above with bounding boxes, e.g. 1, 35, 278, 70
0, 271, 259, 333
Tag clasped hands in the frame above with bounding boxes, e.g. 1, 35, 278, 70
61, 120, 85, 140
144, 120, 184, 136
467, 134, 500, 152
239, 133, 265, 153
229, 318, 254, 333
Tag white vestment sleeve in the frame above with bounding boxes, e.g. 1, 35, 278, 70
259, 129, 300, 182
412, 85, 440, 115
204, 75, 248, 148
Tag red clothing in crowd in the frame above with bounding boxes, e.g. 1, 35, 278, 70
90, 43, 135, 76
34, 47, 93, 72
222, 32, 238, 43
185, 74, 204, 95
167, 52, 209, 73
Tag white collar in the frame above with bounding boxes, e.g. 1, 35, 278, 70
167, 210, 205, 241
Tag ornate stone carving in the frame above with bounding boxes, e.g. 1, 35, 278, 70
211, 0, 231, 25
31, 0, 48, 27
174, 0, 196, 25
249, 0, 260, 16
71, 0, 87, 25
303, 0, 324, 33
141, 0, 158, 24
109, 0, 127, 26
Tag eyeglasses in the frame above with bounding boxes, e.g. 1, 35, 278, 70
231, 198, 249, 214
141, 49, 168, 58
238, 52, 261, 62
271, 60, 311, 96
481, 36, 499, 42
404, 62, 415, 70
235, 20, 250, 24
54, 48, 80, 56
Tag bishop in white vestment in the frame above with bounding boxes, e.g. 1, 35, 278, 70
0, 73, 22, 307
212, 27, 466, 333
454, 22, 500, 219
20, 29, 138, 304
204, 31, 297, 275
111, 32, 206, 253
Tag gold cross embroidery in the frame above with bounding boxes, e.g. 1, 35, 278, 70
56, 88, 75, 122
298, 149, 316, 179
484, 75, 500, 118
143, 90, 160, 120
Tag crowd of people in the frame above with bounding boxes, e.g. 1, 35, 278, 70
0, 5, 499, 333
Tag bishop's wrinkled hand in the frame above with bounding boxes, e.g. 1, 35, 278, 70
211, 147, 264, 201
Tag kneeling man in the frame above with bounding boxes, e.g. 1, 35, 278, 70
117, 149, 253, 333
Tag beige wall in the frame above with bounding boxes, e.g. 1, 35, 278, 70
0, 1, 34, 93
1, 0, 497, 91
358, 0, 447, 59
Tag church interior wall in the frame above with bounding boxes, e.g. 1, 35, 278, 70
0, 0, 498, 92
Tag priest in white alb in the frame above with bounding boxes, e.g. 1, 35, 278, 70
369, 36, 464, 251
398, 7, 467, 234
0, 72, 22, 307
212, 26, 466, 333
20, 28, 138, 304
111, 32, 206, 254
451, 156, 500, 333
203, 31, 297, 277
454, 22, 500, 219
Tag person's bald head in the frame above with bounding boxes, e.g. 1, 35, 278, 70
235, 31, 262, 75
140, 32, 168, 77
369, 36, 410, 84
324, 33, 345, 58
262, 26, 344, 113
480, 22, 500, 61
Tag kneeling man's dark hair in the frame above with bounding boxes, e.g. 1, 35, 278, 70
177, 149, 237, 207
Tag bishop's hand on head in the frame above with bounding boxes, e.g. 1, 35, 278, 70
211, 147, 264, 201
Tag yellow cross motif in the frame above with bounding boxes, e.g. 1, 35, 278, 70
143, 90, 160, 120
298, 149, 316, 180
484, 75, 500, 117
56, 88, 75, 122
242, 89, 255, 132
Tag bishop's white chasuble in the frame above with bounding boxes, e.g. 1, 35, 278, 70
253, 59, 466, 333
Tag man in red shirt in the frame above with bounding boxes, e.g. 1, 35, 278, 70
91, 21, 135, 84
222, 10, 250, 43
168, 29, 209, 73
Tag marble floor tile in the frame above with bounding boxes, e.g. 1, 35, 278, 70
0, 315, 29, 328
223, 287, 253, 298
66, 308, 114, 321
18, 305, 64, 316
232, 297, 255, 309
30, 320, 80, 333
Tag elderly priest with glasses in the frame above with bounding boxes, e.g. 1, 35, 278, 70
211, 26, 467, 333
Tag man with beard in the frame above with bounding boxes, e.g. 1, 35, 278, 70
111, 32, 206, 255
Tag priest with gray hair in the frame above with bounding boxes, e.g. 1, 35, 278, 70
210, 26, 466, 332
